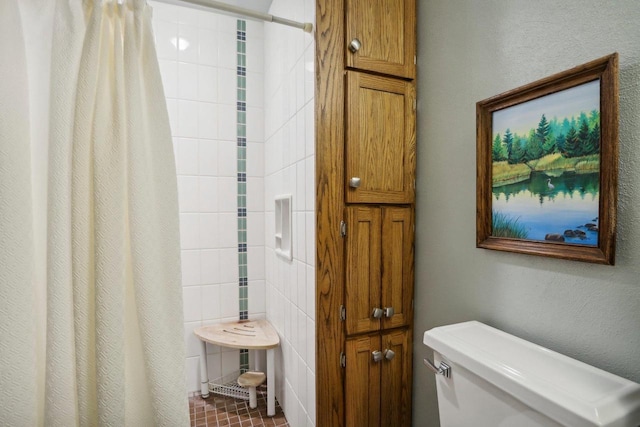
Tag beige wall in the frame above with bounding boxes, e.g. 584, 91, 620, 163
413, 1, 640, 425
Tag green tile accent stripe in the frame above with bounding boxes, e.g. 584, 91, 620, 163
236, 19, 249, 373
240, 349, 249, 372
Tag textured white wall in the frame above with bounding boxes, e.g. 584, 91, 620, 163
413, 1, 640, 425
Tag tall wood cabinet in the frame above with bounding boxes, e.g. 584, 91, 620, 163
316, 0, 416, 425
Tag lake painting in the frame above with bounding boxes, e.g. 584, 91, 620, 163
491, 79, 601, 246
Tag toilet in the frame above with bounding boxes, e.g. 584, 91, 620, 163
423, 321, 640, 426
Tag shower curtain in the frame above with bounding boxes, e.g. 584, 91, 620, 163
0, 1, 37, 426
1, 0, 190, 425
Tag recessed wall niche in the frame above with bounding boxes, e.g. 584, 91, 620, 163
275, 194, 292, 260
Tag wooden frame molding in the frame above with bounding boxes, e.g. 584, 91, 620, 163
315, 0, 346, 425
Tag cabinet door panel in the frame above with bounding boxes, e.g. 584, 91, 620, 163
346, 336, 381, 427
346, 72, 416, 204
346, 0, 416, 78
381, 207, 414, 329
346, 206, 381, 335
381, 329, 412, 427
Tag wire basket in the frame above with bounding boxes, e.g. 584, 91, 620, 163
209, 370, 250, 400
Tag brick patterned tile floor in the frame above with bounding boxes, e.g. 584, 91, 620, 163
189, 387, 289, 427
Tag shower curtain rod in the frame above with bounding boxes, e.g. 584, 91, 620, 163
162, 0, 313, 33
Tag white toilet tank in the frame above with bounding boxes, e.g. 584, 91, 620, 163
423, 321, 640, 427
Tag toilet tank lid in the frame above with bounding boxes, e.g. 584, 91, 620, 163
423, 321, 640, 427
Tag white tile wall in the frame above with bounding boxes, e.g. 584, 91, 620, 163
198, 140, 218, 175
150, 0, 266, 393
200, 249, 220, 284
151, 1, 315, 424
264, 0, 316, 425
197, 66, 218, 102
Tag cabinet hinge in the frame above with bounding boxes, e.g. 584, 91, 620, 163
340, 352, 346, 368
340, 305, 346, 321
340, 220, 347, 237
414, 55, 417, 65
413, 99, 417, 111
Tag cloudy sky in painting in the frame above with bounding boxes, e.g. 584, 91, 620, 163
492, 79, 600, 138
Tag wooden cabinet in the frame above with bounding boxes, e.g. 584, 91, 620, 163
345, 205, 414, 335
315, 0, 416, 424
345, 329, 412, 427
346, 72, 416, 204
345, 0, 416, 79
345, 335, 380, 427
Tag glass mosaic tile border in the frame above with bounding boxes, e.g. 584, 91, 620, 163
236, 19, 249, 373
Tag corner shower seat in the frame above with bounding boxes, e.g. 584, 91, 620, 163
194, 319, 280, 416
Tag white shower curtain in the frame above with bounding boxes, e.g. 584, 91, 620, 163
0, 1, 37, 426
1, 0, 190, 425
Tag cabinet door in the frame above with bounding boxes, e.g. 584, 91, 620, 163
345, 331, 412, 427
345, 0, 416, 78
346, 72, 416, 204
381, 329, 412, 427
346, 206, 381, 335
345, 335, 381, 427
381, 207, 413, 330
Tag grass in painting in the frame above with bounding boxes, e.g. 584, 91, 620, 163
575, 156, 600, 172
527, 153, 564, 170
492, 211, 528, 239
492, 161, 531, 186
529, 153, 599, 172
493, 154, 600, 187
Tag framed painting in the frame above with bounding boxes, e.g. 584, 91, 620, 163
476, 53, 618, 265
